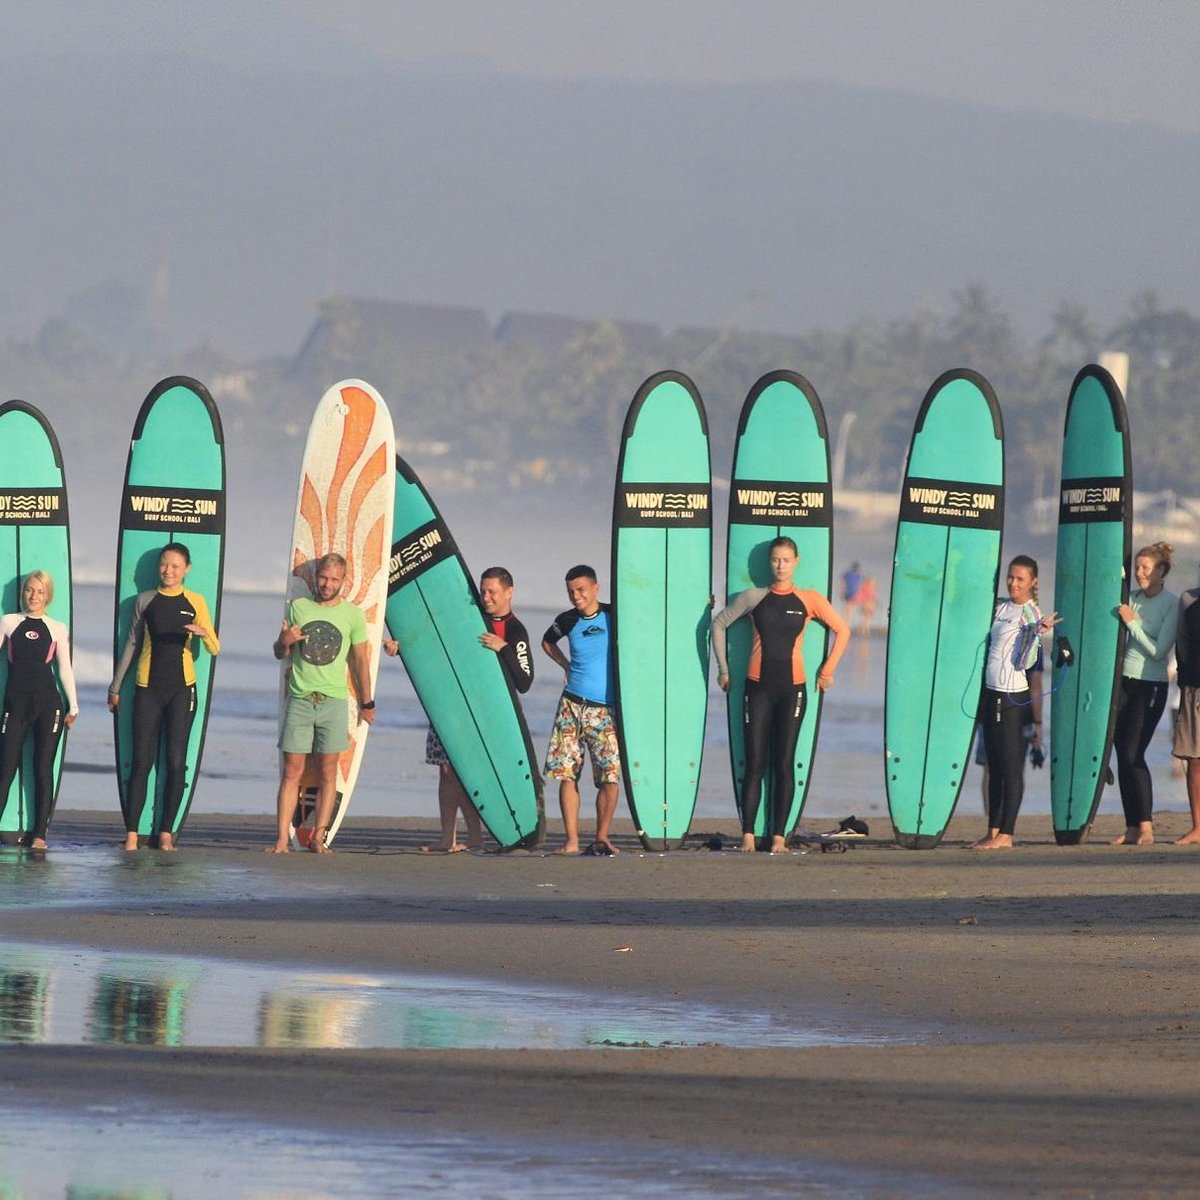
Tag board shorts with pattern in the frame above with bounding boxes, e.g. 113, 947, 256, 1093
425, 725, 450, 767
544, 692, 621, 785
1173, 685, 1200, 758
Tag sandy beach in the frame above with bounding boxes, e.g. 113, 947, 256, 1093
3, 807, 1200, 1197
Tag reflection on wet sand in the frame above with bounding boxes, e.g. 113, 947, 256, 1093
257, 986, 370, 1049
88, 967, 195, 1047
0, 941, 895, 1053
0, 964, 48, 1043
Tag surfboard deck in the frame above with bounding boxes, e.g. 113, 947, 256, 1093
383, 455, 543, 849
725, 371, 833, 842
112, 378, 225, 846
885, 370, 1005, 849
1051, 365, 1131, 844
0, 402, 72, 846
282, 380, 394, 848
612, 371, 712, 852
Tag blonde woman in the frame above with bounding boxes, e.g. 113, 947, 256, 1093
0, 570, 78, 848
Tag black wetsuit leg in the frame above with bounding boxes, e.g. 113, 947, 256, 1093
28, 700, 64, 840
1113, 677, 1168, 826
0, 693, 34, 824
126, 684, 196, 834
981, 688, 1028, 835
741, 680, 807, 837
768, 683, 807, 837
158, 685, 196, 832
740, 680, 772, 833
0, 691, 62, 837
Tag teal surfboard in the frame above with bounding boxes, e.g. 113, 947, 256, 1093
885, 370, 1005, 849
0, 402, 72, 846
1051, 365, 1131, 844
612, 371, 712, 851
112, 377, 225, 844
725, 371, 832, 840
384, 455, 543, 849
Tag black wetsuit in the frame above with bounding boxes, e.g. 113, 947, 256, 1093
741, 590, 812, 838
0, 617, 69, 841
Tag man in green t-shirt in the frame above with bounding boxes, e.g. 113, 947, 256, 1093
267, 552, 376, 853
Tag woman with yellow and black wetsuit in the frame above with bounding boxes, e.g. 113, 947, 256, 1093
108, 542, 219, 851
712, 536, 851, 854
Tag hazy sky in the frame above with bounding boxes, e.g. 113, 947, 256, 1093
6, 0, 1200, 133
293, 1, 1200, 132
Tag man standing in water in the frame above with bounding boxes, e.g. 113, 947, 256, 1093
541, 565, 621, 855
392, 566, 535, 853
269, 552, 376, 854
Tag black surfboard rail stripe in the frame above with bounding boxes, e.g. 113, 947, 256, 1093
131, 376, 225, 445
913, 368, 1005, 443
736, 370, 828, 440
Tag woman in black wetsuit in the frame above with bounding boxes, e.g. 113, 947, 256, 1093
108, 542, 219, 852
0, 570, 78, 849
711, 536, 851, 854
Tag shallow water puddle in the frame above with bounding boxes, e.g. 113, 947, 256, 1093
0, 941, 901, 1051
0, 1092, 973, 1200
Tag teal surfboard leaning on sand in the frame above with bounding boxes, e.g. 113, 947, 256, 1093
611, 371, 712, 851
1051, 365, 1132, 845
0, 402, 72, 846
725, 371, 833, 841
885, 370, 1004, 849
112, 377, 225, 845
383, 455, 543, 849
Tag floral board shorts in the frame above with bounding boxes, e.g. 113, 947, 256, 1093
544, 692, 621, 786
425, 725, 450, 767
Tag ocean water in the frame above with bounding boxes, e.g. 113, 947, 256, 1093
57, 584, 1184, 829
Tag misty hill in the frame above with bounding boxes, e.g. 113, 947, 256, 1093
2, 53, 1198, 361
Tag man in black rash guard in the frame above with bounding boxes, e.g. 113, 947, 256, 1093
386, 566, 534, 852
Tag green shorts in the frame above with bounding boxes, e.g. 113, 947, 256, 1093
280, 692, 349, 755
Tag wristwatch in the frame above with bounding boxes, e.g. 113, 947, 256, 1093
360, 700, 376, 710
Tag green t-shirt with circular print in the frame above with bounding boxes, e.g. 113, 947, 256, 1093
285, 596, 368, 699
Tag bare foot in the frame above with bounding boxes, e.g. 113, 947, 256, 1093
596, 838, 619, 855
29, 837, 48, 850
739, 833, 757, 854
420, 842, 466, 854
1111, 828, 1136, 845
1136, 826, 1155, 846
158, 833, 176, 852
123, 832, 140, 852
969, 834, 1014, 851
1173, 828, 1200, 845
309, 827, 332, 854
554, 844, 582, 856
264, 841, 291, 854
768, 836, 789, 855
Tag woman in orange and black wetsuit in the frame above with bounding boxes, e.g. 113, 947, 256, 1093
712, 536, 850, 854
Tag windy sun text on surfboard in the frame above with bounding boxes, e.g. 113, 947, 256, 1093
898, 478, 1003, 531
387, 519, 455, 592
728, 481, 832, 527
1058, 476, 1126, 523
0, 488, 67, 524
616, 484, 712, 528
121, 487, 224, 534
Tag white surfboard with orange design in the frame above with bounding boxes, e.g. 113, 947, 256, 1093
282, 380, 395, 847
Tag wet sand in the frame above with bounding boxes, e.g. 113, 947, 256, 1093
5, 807, 1200, 1196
